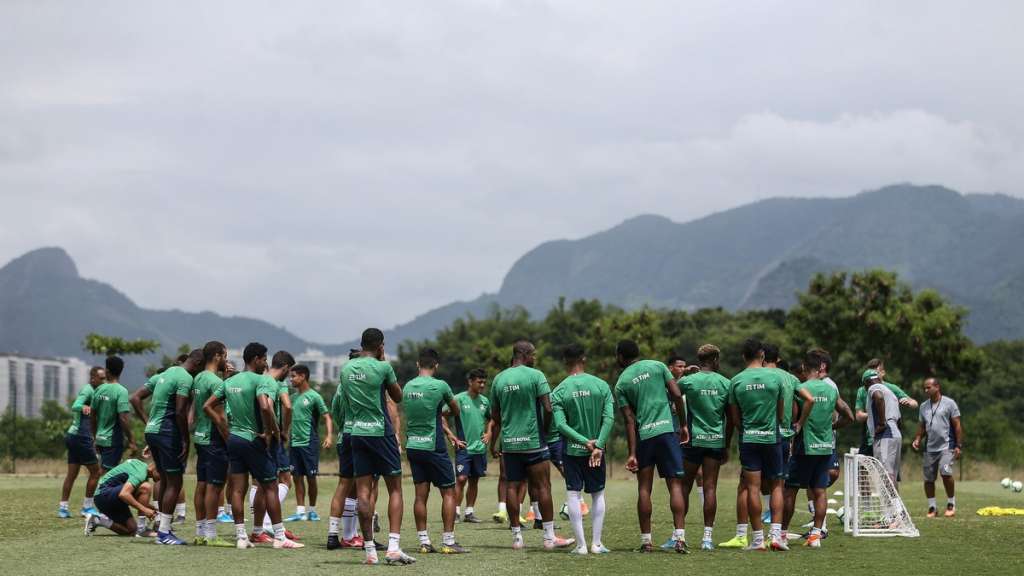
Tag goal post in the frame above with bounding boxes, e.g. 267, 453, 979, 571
843, 449, 920, 537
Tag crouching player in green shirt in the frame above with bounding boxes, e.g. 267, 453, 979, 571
782, 350, 853, 549
551, 344, 614, 556
85, 458, 158, 536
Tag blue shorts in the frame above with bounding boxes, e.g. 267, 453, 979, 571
502, 449, 550, 483
683, 445, 726, 465
455, 450, 487, 478
548, 439, 565, 469
145, 432, 185, 475
786, 454, 831, 489
65, 434, 97, 466
638, 432, 685, 478
290, 444, 320, 478
564, 454, 606, 494
352, 435, 402, 477
196, 443, 228, 485
227, 434, 277, 484
97, 444, 124, 470
274, 440, 290, 473
95, 483, 133, 525
407, 448, 456, 488
337, 434, 354, 478
829, 448, 840, 470
739, 441, 784, 479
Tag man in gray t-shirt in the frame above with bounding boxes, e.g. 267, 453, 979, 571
912, 378, 962, 517
863, 370, 901, 485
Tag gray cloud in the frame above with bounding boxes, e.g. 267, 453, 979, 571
1, 0, 1022, 342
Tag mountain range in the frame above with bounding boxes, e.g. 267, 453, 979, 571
2, 184, 1022, 386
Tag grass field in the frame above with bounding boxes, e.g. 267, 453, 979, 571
3, 471, 1023, 576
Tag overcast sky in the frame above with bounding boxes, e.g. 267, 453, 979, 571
2, 1, 1022, 343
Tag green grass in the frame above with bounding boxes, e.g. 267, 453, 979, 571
3, 472, 1023, 575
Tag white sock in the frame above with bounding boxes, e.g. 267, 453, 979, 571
235, 523, 247, 540
60, 500, 69, 509
442, 531, 455, 546
97, 515, 113, 528
542, 520, 555, 542
498, 502, 507, 514
248, 486, 257, 513
83, 497, 95, 508
196, 519, 205, 538
703, 526, 713, 542
278, 483, 289, 504
137, 515, 147, 531
736, 523, 748, 538
673, 528, 685, 542
531, 501, 541, 518
365, 538, 378, 560
217, 506, 226, 516
206, 520, 218, 539
253, 525, 264, 536
928, 497, 937, 508
769, 522, 781, 539
640, 533, 652, 544
698, 486, 704, 507
158, 512, 172, 533
752, 528, 764, 547
947, 496, 956, 505
418, 530, 431, 545
308, 505, 316, 515
296, 505, 306, 516
566, 491, 586, 550
511, 526, 522, 539
225, 504, 232, 515
273, 523, 286, 541
175, 503, 186, 518
465, 506, 475, 515
808, 500, 815, 514
150, 500, 159, 509
821, 515, 828, 531
328, 516, 341, 535
342, 498, 358, 539
591, 491, 606, 547
388, 532, 400, 553
456, 506, 461, 517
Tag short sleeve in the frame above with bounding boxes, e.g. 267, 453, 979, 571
117, 388, 131, 412
175, 372, 193, 397
316, 394, 329, 413
144, 376, 157, 392
854, 388, 866, 411
383, 363, 398, 385
256, 378, 274, 398
614, 380, 628, 409
536, 371, 551, 397
442, 382, 454, 402
890, 383, 909, 399
727, 380, 737, 404
949, 399, 960, 418
213, 382, 226, 399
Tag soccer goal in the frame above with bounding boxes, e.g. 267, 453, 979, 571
842, 449, 920, 537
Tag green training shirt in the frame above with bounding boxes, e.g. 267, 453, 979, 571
795, 378, 839, 456
551, 373, 614, 457
143, 366, 193, 435
291, 389, 329, 447
66, 384, 94, 437
99, 458, 148, 489
330, 384, 352, 440
491, 365, 551, 452
92, 382, 130, 448
614, 359, 676, 441
191, 371, 224, 446
771, 368, 799, 439
402, 375, 454, 451
728, 367, 783, 445
214, 371, 275, 441
342, 357, 398, 437
679, 370, 731, 448
449, 391, 490, 455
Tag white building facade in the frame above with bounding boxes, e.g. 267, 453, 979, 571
0, 353, 91, 417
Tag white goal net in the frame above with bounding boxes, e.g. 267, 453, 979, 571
843, 449, 919, 537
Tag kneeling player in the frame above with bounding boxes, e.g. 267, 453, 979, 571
86, 458, 158, 536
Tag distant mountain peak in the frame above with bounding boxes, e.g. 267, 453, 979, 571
0, 246, 78, 280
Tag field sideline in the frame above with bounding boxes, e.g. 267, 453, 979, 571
2, 474, 1022, 575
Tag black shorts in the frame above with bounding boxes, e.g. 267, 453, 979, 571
564, 454, 606, 494
290, 444, 320, 478
227, 434, 276, 484
548, 439, 565, 469
95, 483, 132, 525
196, 443, 228, 485
502, 449, 550, 482
859, 441, 874, 458
638, 432, 685, 478
455, 450, 487, 478
785, 454, 831, 489
739, 441, 784, 479
97, 444, 124, 471
274, 440, 290, 473
407, 448, 456, 488
65, 434, 97, 466
683, 445, 725, 465
337, 434, 354, 478
351, 435, 402, 477
145, 432, 185, 475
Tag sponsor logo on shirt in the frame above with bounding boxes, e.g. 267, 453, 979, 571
632, 372, 651, 385
407, 392, 424, 399
745, 383, 766, 391
807, 441, 832, 450
506, 384, 521, 392
347, 373, 367, 382
639, 419, 671, 432
505, 436, 533, 443
408, 435, 433, 443
699, 389, 719, 396
694, 433, 723, 441
746, 429, 775, 437
571, 390, 592, 398
353, 419, 383, 429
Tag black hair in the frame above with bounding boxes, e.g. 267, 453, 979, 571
805, 349, 829, 372
562, 343, 586, 365
349, 348, 361, 360
762, 343, 780, 364
512, 339, 534, 360
809, 347, 832, 371
616, 340, 640, 361
176, 353, 189, 364
105, 355, 124, 378
361, 328, 385, 350
666, 354, 685, 365
741, 338, 763, 362
696, 344, 720, 367
271, 350, 296, 370
202, 340, 226, 364
242, 342, 268, 364
467, 368, 488, 381
418, 348, 440, 369
291, 365, 310, 380
777, 359, 790, 372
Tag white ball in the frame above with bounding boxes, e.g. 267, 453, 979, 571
1002, 477, 1012, 488
1013, 481, 1023, 493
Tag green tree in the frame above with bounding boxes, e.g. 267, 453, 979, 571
82, 333, 160, 356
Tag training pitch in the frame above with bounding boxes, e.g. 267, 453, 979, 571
2, 474, 1022, 575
